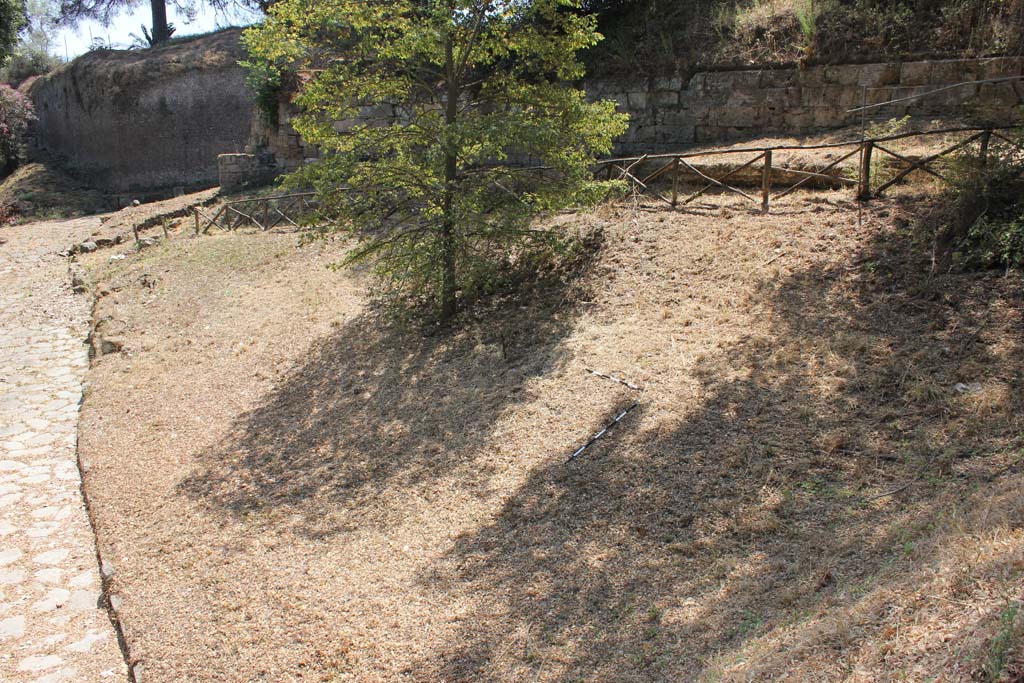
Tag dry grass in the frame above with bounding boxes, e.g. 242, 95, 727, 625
0, 161, 107, 223
76, 185, 1024, 682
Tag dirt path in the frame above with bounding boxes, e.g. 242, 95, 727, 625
0, 218, 127, 681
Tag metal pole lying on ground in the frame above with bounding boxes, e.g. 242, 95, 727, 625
567, 402, 640, 462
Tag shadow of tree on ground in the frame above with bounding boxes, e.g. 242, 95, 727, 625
179, 252, 598, 540
415, 201, 1024, 682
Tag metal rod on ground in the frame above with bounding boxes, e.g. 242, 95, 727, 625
567, 402, 640, 462
586, 368, 642, 391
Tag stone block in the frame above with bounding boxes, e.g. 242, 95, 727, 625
797, 65, 827, 86
979, 81, 1021, 107
930, 59, 968, 85
702, 76, 733, 100
725, 88, 761, 108
653, 90, 679, 107
653, 75, 683, 91
978, 56, 1024, 80
695, 126, 720, 143
820, 85, 861, 110
929, 83, 978, 108
812, 106, 847, 128
715, 105, 761, 128
801, 86, 826, 107
900, 61, 932, 86
784, 108, 815, 131
763, 87, 789, 110
627, 91, 649, 109
857, 63, 900, 87
758, 68, 798, 89
218, 153, 258, 190
656, 110, 695, 128
824, 64, 861, 86
724, 70, 762, 90
864, 86, 900, 106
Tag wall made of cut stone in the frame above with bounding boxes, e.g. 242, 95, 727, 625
586, 56, 1024, 155
29, 29, 254, 193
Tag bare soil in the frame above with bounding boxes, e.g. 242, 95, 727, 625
76, 185, 1023, 682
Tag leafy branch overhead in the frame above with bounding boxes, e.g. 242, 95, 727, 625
245, 0, 628, 320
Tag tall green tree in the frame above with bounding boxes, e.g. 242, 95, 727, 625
0, 0, 26, 63
246, 0, 628, 320
57, 0, 268, 48
2, 0, 60, 86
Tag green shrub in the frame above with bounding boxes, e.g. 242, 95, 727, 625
241, 60, 283, 127
933, 131, 1024, 272
0, 85, 35, 176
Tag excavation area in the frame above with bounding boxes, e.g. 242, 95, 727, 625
73, 187, 1023, 682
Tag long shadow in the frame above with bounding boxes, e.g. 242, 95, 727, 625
416, 206, 1024, 681
180, 254, 597, 540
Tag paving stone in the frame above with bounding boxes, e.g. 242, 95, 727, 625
33, 587, 71, 612
0, 548, 24, 565
0, 217, 125, 682
17, 655, 63, 672
32, 549, 70, 565
67, 571, 93, 589
0, 568, 27, 584
0, 614, 26, 638
35, 567, 62, 584
33, 667, 79, 683
66, 630, 108, 652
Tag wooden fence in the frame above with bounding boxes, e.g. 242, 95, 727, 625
595, 126, 1024, 213
194, 192, 317, 234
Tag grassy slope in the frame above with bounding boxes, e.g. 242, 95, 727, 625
77, 188, 1023, 682
587, 0, 1024, 77
0, 162, 107, 223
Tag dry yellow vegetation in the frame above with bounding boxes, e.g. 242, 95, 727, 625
76, 185, 1023, 682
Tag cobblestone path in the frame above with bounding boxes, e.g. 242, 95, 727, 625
0, 219, 127, 681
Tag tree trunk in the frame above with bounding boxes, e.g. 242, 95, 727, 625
439, 30, 458, 321
149, 0, 170, 44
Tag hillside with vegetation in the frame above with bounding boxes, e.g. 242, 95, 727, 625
584, 0, 1024, 76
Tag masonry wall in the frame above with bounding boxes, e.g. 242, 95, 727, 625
586, 56, 1024, 155
28, 29, 254, 193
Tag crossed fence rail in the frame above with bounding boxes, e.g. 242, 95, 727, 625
193, 192, 318, 234
595, 125, 1024, 213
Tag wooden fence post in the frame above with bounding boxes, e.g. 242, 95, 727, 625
858, 141, 874, 200
761, 150, 772, 213
671, 157, 680, 207
979, 129, 992, 174
193, 207, 200, 235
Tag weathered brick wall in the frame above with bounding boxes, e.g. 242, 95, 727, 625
28, 29, 254, 193
587, 56, 1024, 154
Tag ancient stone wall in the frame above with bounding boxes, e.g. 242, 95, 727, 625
586, 56, 1024, 155
28, 30, 254, 193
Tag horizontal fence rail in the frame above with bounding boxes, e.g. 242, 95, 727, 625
595, 126, 1024, 212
